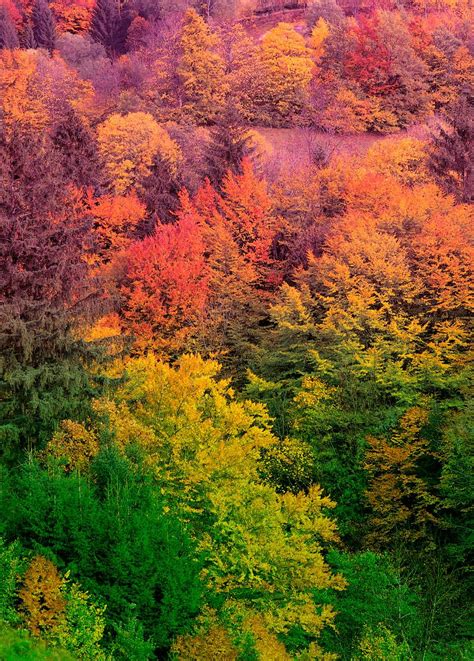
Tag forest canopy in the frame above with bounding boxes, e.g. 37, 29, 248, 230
0, 0, 473, 659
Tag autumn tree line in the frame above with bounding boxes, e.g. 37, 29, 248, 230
0, 0, 473, 131
0, 0, 473, 659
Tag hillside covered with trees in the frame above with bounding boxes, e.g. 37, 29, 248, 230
0, 0, 473, 659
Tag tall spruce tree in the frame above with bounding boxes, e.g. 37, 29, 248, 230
0, 4, 19, 49
429, 89, 474, 202
205, 104, 255, 187
90, 0, 131, 58
0, 128, 101, 456
140, 151, 182, 225
32, 0, 56, 52
21, 22, 36, 49
51, 107, 100, 189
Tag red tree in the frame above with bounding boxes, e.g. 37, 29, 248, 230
344, 15, 397, 97
118, 215, 208, 352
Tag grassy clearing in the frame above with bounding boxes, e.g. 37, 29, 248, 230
257, 125, 431, 173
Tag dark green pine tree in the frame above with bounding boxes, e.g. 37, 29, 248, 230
205, 104, 256, 187
32, 0, 56, 52
0, 128, 102, 457
21, 22, 37, 49
0, 4, 19, 49
51, 106, 101, 190
0, 449, 204, 652
429, 89, 474, 202
140, 151, 183, 226
90, 0, 131, 58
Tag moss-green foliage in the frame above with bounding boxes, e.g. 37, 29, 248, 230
316, 550, 420, 659
0, 538, 24, 626
0, 625, 74, 661
0, 450, 203, 655
355, 624, 412, 660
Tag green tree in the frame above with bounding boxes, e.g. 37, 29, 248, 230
316, 550, 420, 659
0, 451, 203, 652
0, 129, 101, 455
260, 22, 314, 126
32, 0, 56, 53
0, 538, 24, 625
87, 354, 346, 657
0, 625, 73, 661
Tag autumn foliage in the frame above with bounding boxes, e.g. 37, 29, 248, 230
0, 0, 473, 659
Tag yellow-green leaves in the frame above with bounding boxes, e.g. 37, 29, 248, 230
178, 9, 227, 123
51, 353, 345, 654
97, 112, 181, 194
260, 23, 314, 124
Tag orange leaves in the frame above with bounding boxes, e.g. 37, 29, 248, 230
218, 158, 278, 276
118, 216, 208, 351
50, 0, 94, 33
0, 50, 94, 133
106, 160, 281, 355
89, 191, 146, 259
0, 50, 48, 132
410, 207, 474, 314
19, 557, 66, 637
302, 157, 473, 323
187, 161, 279, 293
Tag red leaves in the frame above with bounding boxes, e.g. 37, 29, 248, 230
119, 215, 208, 351
344, 15, 398, 97
192, 159, 281, 290
115, 160, 281, 351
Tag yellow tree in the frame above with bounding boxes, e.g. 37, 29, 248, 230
260, 22, 314, 125
362, 137, 431, 186
220, 23, 264, 123
364, 405, 440, 550
19, 557, 66, 637
310, 17, 330, 63
177, 8, 227, 124
45, 419, 100, 473
320, 87, 369, 134
18, 555, 106, 658
96, 112, 182, 194
0, 50, 93, 133
0, 50, 48, 133
60, 353, 346, 657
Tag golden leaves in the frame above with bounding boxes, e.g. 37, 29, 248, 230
19, 557, 66, 637
46, 420, 99, 473
97, 113, 182, 194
